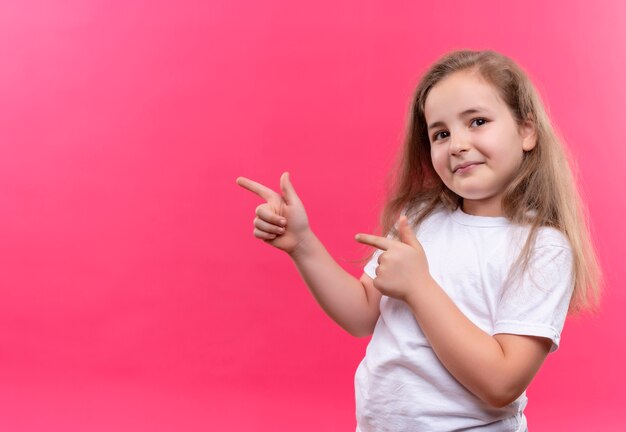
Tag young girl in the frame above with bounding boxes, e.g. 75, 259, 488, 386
236, 49, 602, 432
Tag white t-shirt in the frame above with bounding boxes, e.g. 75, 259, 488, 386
355, 206, 574, 432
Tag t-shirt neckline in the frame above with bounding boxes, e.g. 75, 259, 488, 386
450, 206, 510, 227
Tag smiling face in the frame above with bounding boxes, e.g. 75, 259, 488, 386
424, 70, 536, 217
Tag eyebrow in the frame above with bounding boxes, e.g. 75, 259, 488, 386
427, 107, 489, 131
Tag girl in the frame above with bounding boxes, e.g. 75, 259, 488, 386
236, 50, 602, 431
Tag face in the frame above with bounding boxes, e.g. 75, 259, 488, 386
424, 70, 536, 217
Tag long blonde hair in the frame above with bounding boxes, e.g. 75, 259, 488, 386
360, 49, 602, 315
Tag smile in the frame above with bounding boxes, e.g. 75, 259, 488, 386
454, 162, 483, 174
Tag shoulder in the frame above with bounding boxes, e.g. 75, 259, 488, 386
524, 227, 575, 279
534, 226, 572, 251
405, 203, 450, 237
406, 202, 448, 221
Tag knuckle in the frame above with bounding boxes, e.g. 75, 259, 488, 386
254, 218, 263, 229
255, 203, 269, 216
254, 227, 275, 240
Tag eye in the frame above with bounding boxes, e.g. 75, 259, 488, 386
471, 118, 488, 127
431, 118, 488, 142
432, 130, 448, 142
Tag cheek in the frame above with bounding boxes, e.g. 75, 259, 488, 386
430, 149, 448, 176
490, 143, 524, 170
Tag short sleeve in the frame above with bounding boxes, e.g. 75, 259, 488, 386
363, 248, 384, 279
493, 243, 575, 353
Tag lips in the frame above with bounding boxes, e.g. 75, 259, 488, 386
453, 161, 483, 173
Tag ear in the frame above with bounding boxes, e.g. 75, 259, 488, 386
519, 120, 537, 152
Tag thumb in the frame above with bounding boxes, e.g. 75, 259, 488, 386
280, 172, 301, 204
398, 215, 419, 248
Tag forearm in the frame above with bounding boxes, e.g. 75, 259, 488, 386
288, 231, 378, 337
405, 277, 510, 407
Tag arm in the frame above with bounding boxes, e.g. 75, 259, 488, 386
355, 215, 553, 408
236, 172, 381, 337
289, 231, 382, 337
405, 276, 552, 408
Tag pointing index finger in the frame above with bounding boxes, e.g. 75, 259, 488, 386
355, 233, 392, 251
236, 177, 279, 201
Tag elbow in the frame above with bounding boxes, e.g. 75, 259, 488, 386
345, 314, 378, 338
345, 319, 376, 338
483, 384, 524, 409
484, 395, 515, 409
347, 326, 374, 338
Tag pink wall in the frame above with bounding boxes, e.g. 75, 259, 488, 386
1, 1, 624, 430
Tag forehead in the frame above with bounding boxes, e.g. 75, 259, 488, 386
424, 71, 505, 123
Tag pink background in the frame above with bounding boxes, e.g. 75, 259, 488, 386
1, 1, 625, 430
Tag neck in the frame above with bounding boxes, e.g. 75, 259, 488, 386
461, 199, 504, 217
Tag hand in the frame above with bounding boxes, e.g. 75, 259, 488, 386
236, 172, 312, 255
355, 215, 430, 303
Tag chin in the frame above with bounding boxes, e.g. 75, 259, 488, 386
453, 191, 494, 201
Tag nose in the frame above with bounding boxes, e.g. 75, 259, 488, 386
448, 131, 470, 155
